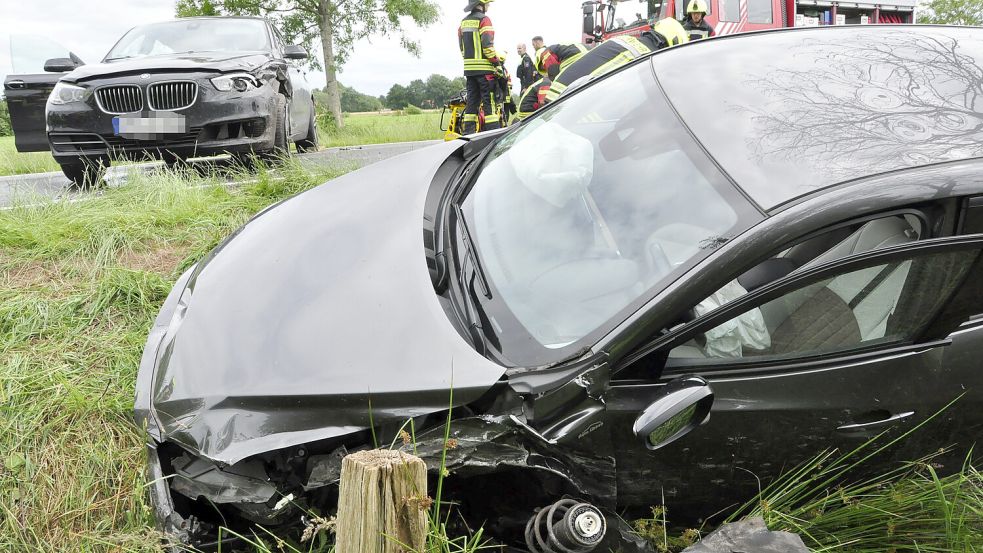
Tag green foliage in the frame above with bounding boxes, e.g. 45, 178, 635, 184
403, 104, 423, 115
316, 84, 383, 113
385, 74, 466, 109
173, 0, 440, 70
918, 0, 983, 24
318, 111, 441, 147
0, 99, 12, 136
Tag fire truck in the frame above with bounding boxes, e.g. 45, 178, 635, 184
581, 0, 916, 44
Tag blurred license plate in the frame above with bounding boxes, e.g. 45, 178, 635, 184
113, 113, 186, 138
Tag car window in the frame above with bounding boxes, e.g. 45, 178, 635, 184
106, 19, 270, 60
686, 214, 924, 318
666, 248, 975, 364
9, 34, 76, 73
459, 60, 761, 366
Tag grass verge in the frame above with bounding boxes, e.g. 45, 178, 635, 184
0, 160, 351, 551
318, 112, 443, 148
0, 136, 61, 177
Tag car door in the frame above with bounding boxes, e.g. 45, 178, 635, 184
3, 34, 83, 152
269, 25, 311, 140
605, 235, 983, 516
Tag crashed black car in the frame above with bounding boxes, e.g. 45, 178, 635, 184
3, 17, 317, 187
136, 26, 983, 551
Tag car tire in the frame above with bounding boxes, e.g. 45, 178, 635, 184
295, 101, 319, 153
261, 93, 290, 163
60, 158, 108, 190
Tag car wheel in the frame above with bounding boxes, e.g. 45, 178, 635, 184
295, 102, 319, 153
60, 157, 108, 190
261, 94, 290, 163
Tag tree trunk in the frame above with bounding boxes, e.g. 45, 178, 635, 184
335, 450, 428, 553
318, 0, 344, 127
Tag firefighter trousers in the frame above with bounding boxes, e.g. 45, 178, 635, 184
463, 74, 501, 135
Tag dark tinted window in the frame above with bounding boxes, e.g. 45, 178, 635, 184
719, 0, 740, 21
747, 0, 773, 23
653, 28, 983, 209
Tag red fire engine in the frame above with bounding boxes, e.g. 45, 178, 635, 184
581, 0, 916, 43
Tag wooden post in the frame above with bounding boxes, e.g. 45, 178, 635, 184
335, 450, 429, 553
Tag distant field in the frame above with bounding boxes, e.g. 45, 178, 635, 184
319, 111, 444, 148
0, 112, 443, 178
0, 136, 60, 177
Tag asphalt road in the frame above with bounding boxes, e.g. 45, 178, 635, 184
0, 140, 442, 209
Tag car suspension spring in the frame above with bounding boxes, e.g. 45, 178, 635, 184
524, 498, 607, 553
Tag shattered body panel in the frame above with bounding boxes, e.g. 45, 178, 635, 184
136, 26, 983, 552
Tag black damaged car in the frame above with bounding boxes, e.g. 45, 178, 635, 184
3, 17, 317, 187
136, 26, 983, 551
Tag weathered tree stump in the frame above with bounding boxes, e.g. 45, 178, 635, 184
335, 449, 429, 553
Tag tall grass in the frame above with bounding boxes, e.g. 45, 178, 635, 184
319, 112, 442, 148
0, 160, 349, 552
0, 136, 61, 177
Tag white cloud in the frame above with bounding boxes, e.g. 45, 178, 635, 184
1, 0, 584, 97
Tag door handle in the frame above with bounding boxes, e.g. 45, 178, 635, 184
6, 80, 26, 90
836, 410, 915, 434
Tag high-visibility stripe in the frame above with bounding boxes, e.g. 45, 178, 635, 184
479, 26, 494, 34
463, 114, 479, 122
461, 20, 480, 28
615, 36, 650, 58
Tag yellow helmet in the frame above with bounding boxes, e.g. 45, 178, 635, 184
651, 18, 690, 47
686, 0, 709, 14
497, 50, 507, 62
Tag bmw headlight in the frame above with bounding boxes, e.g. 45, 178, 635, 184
211, 73, 260, 92
49, 82, 88, 105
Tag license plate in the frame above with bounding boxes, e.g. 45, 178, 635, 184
113, 112, 187, 139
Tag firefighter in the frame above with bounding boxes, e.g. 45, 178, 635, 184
534, 43, 589, 81
681, 0, 715, 41
497, 50, 517, 124
516, 43, 536, 93
514, 75, 551, 121
544, 18, 689, 103
459, 0, 502, 134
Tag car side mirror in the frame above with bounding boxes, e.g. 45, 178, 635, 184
633, 375, 713, 450
284, 44, 309, 60
44, 57, 79, 73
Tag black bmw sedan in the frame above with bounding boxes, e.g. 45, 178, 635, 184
3, 17, 317, 187
135, 25, 983, 551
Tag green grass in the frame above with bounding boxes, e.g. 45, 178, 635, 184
0, 160, 352, 551
319, 111, 443, 148
0, 136, 61, 177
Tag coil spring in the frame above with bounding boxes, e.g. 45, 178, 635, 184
524, 498, 606, 553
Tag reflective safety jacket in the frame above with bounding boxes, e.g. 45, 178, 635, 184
682, 18, 715, 41
542, 43, 589, 79
459, 9, 500, 76
546, 34, 662, 102
515, 76, 551, 121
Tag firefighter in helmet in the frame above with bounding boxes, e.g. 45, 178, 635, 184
534, 43, 589, 81
681, 0, 715, 41
544, 18, 689, 103
496, 50, 517, 124
459, 0, 503, 134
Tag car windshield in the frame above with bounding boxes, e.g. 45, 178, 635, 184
105, 19, 270, 60
460, 60, 761, 366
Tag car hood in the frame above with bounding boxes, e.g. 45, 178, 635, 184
135, 140, 507, 466
68, 51, 272, 82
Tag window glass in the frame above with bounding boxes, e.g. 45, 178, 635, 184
10, 34, 74, 73
106, 19, 270, 60
748, 0, 773, 23
667, 249, 975, 363
459, 62, 761, 366
719, 0, 740, 21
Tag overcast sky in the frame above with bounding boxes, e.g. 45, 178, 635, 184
0, 0, 587, 96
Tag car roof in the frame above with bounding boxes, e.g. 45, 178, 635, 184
653, 25, 983, 211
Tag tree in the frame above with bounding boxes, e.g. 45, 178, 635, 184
918, 0, 983, 24
385, 83, 410, 109
175, 0, 440, 127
